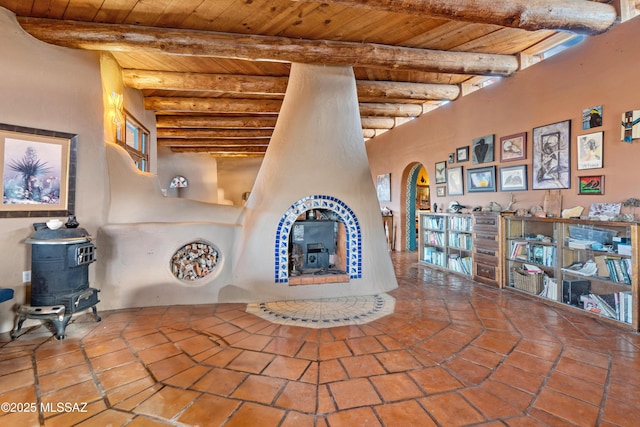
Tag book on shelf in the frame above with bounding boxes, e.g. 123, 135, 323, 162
593, 255, 632, 284
581, 291, 633, 323
509, 240, 528, 261
539, 276, 558, 300
528, 244, 555, 267
561, 260, 597, 276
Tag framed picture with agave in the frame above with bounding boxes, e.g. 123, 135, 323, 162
0, 123, 77, 218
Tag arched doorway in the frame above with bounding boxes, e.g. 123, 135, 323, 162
401, 163, 430, 251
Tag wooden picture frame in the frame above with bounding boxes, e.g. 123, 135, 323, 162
471, 134, 494, 164
0, 123, 77, 218
577, 131, 603, 170
456, 146, 469, 162
500, 132, 526, 162
578, 175, 604, 195
532, 120, 571, 190
436, 186, 446, 197
446, 166, 464, 196
499, 165, 528, 191
467, 166, 496, 193
434, 161, 446, 184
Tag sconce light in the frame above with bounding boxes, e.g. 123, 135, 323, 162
170, 176, 188, 198
109, 91, 124, 125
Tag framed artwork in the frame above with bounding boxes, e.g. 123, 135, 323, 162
436, 186, 446, 197
434, 161, 446, 184
448, 153, 455, 164
621, 110, 640, 143
471, 134, 494, 164
0, 123, 77, 218
376, 173, 391, 202
577, 131, 603, 170
467, 166, 496, 193
578, 175, 604, 195
499, 165, 528, 191
500, 132, 526, 162
456, 146, 469, 162
416, 185, 430, 210
582, 105, 602, 130
446, 166, 464, 196
532, 120, 571, 190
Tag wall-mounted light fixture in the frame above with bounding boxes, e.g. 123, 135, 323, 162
170, 175, 188, 198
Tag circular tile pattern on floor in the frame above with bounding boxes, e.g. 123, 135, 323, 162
246, 293, 395, 328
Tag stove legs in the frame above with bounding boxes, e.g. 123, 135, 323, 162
11, 303, 101, 340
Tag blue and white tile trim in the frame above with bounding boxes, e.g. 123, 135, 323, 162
274, 195, 362, 283
246, 294, 395, 328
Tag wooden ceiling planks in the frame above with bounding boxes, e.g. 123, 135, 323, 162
0, 0, 622, 155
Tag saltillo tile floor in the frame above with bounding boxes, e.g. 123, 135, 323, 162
1, 251, 640, 426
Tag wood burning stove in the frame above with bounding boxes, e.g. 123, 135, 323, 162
12, 223, 100, 339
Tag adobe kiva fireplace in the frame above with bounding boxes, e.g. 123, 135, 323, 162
229, 63, 397, 302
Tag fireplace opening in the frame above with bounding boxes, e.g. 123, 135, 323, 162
288, 209, 348, 285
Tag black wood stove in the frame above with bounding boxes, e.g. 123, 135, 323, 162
12, 222, 100, 339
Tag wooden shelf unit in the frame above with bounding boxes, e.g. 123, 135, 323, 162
503, 216, 639, 330
472, 212, 507, 288
418, 212, 473, 276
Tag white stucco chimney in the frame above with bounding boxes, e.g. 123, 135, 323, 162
225, 63, 397, 302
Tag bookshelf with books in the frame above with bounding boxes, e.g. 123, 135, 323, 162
559, 220, 638, 328
504, 216, 639, 330
419, 213, 473, 276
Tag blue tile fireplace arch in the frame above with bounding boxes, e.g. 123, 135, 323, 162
274, 195, 362, 283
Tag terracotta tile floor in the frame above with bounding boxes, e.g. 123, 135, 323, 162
2, 251, 640, 426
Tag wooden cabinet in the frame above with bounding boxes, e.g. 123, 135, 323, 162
472, 212, 505, 287
504, 216, 639, 330
419, 213, 472, 276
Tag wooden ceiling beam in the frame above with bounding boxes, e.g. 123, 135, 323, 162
293, 0, 617, 35
159, 139, 270, 147
170, 146, 268, 156
146, 96, 424, 117
125, 69, 460, 101
155, 116, 278, 129
145, 97, 283, 114
18, 17, 519, 76
157, 128, 273, 139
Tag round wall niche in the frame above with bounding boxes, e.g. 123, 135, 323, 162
171, 241, 220, 282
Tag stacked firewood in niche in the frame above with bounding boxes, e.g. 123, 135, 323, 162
171, 242, 219, 281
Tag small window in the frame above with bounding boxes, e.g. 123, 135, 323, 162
116, 110, 150, 172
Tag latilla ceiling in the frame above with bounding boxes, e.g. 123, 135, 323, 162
1, 0, 635, 157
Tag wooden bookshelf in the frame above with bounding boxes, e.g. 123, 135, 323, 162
418, 212, 473, 277
503, 216, 639, 330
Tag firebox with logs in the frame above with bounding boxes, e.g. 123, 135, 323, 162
12, 222, 100, 340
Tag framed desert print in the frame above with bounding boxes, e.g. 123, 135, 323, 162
434, 161, 446, 184
467, 166, 496, 193
499, 165, 528, 191
577, 131, 603, 170
532, 120, 571, 190
0, 123, 77, 218
500, 132, 526, 162
446, 166, 464, 196
456, 146, 469, 162
376, 173, 391, 202
471, 134, 494, 164
578, 175, 604, 195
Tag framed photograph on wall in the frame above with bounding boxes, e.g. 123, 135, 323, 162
0, 123, 77, 218
577, 131, 603, 170
532, 120, 571, 190
434, 161, 446, 184
436, 186, 446, 197
446, 166, 464, 196
467, 166, 496, 193
376, 173, 391, 202
471, 134, 494, 164
578, 175, 604, 195
456, 146, 469, 162
500, 132, 526, 162
499, 165, 528, 191
582, 105, 602, 130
